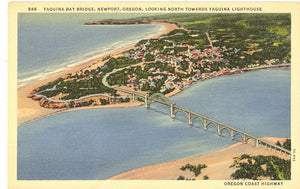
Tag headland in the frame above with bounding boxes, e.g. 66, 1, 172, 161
17, 21, 180, 126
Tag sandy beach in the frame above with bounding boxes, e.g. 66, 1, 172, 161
108, 137, 290, 180
17, 21, 180, 126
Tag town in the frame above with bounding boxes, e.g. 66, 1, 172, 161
30, 13, 291, 109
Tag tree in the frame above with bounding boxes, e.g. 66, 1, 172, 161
230, 154, 291, 180
100, 98, 109, 105
276, 141, 282, 147
145, 53, 154, 61
283, 139, 291, 151
177, 175, 185, 180
179, 163, 207, 177
68, 101, 75, 108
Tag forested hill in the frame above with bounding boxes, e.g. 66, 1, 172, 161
126, 13, 291, 62
128, 13, 290, 33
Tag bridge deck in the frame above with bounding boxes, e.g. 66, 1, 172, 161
114, 87, 291, 156
173, 104, 291, 155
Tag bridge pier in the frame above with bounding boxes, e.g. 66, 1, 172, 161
217, 124, 221, 136
170, 103, 175, 118
115, 89, 291, 157
145, 94, 149, 108
203, 119, 207, 130
188, 111, 192, 125
256, 139, 259, 148
243, 135, 247, 144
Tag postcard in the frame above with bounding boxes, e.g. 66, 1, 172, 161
8, 1, 300, 189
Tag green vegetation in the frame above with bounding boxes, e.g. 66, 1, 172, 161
180, 163, 207, 177
107, 61, 175, 94
68, 99, 94, 108
176, 175, 195, 180
36, 57, 140, 99
176, 163, 208, 180
37, 78, 63, 92
82, 99, 94, 106
36, 13, 291, 105
37, 72, 116, 100
40, 90, 60, 97
230, 154, 291, 180
100, 98, 109, 105
283, 139, 291, 151
119, 97, 130, 103
162, 88, 175, 95
100, 57, 141, 74
68, 101, 75, 108
276, 139, 291, 151
149, 13, 291, 63
62, 79, 115, 100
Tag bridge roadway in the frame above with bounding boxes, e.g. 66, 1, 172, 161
114, 87, 291, 156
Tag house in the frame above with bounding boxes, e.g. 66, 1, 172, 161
178, 70, 187, 74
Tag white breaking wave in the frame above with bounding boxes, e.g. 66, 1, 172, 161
18, 24, 165, 87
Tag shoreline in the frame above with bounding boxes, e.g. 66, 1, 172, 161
17, 21, 180, 126
17, 19, 291, 126
164, 64, 290, 98
19, 61, 291, 126
107, 137, 290, 180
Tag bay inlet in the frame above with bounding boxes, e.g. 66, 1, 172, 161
18, 68, 290, 180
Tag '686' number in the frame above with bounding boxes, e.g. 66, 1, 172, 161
28, 7, 37, 11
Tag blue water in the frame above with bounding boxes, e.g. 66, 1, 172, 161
18, 13, 164, 87
17, 68, 290, 180
170, 69, 291, 137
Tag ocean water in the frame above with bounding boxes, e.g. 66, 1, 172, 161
18, 68, 290, 180
18, 13, 165, 87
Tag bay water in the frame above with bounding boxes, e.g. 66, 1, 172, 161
18, 68, 290, 180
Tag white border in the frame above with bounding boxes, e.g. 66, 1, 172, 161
1, 0, 8, 189
2, 1, 300, 189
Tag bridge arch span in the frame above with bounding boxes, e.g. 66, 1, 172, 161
116, 88, 291, 156
232, 132, 244, 141
149, 102, 170, 116
220, 127, 231, 136
173, 109, 189, 120
191, 117, 205, 128
206, 121, 217, 129
245, 137, 256, 144
149, 93, 171, 106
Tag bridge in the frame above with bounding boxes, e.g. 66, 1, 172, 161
115, 87, 291, 157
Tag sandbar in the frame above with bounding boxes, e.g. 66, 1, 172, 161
108, 137, 290, 180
